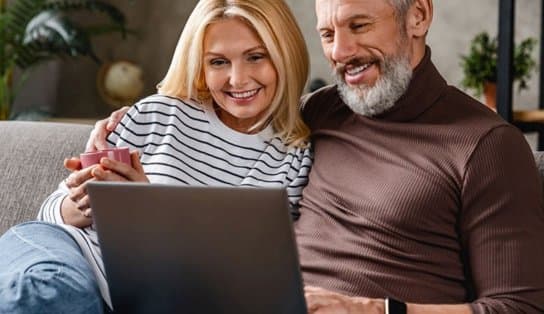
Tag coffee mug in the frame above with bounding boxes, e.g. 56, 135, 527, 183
80, 147, 132, 168
80, 151, 108, 168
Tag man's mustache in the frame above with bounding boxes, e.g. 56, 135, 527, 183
335, 57, 380, 75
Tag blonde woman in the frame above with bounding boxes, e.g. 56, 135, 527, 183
0, 1, 312, 313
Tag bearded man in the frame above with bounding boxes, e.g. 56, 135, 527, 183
88, 0, 544, 313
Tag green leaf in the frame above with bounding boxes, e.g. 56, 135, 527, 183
23, 10, 98, 62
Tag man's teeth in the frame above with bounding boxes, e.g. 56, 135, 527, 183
229, 89, 259, 99
346, 63, 371, 75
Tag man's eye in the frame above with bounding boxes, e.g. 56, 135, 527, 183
320, 31, 334, 42
350, 23, 368, 31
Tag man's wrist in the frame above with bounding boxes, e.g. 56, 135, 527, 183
385, 297, 407, 314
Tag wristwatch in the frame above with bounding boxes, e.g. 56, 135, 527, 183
385, 297, 407, 314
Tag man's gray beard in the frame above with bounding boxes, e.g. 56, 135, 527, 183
334, 54, 413, 117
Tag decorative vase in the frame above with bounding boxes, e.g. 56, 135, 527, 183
483, 81, 497, 112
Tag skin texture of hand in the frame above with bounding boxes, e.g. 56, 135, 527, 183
304, 286, 473, 314
85, 106, 130, 152
61, 158, 96, 228
60, 152, 148, 228
92, 151, 149, 183
305, 286, 384, 314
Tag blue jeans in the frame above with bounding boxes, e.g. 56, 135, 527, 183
0, 221, 104, 314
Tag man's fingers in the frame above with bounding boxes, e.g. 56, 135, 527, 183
106, 106, 129, 131
85, 119, 110, 152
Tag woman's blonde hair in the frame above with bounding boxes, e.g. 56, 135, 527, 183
158, 0, 310, 147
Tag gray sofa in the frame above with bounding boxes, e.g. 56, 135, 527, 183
1, 120, 544, 235
0, 121, 92, 234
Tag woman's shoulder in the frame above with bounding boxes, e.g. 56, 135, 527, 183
134, 94, 203, 111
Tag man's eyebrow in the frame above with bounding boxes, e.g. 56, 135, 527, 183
317, 14, 372, 31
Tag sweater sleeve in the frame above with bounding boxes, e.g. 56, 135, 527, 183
36, 181, 69, 224
286, 146, 313, 220
460, 125, 544, 313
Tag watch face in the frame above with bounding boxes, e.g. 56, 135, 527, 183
386, 297, 407, 314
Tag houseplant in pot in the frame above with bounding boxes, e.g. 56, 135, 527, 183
0, 0, 129, 120
460, 31, 537, 111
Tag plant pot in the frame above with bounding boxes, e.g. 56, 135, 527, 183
483, 81, 497, 112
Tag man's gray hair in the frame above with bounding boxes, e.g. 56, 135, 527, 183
387, 0, 415, 20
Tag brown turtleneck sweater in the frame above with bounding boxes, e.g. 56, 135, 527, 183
296, 48, 544, 313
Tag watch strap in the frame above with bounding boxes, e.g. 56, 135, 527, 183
385, 297, 407, 314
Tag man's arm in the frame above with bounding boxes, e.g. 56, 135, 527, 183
459, 125, 544, 313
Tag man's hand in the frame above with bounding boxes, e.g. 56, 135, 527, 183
305, 286, 384, 314
85, 106, 130, 152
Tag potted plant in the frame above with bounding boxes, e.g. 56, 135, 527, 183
460, 31, 537, 111
0, 0, 129, 120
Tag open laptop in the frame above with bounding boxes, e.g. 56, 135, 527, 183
87, 182, 307, 314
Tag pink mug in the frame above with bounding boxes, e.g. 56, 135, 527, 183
102, 147, 131, 166
80, 147, 132, 168
79, 151, 108, 168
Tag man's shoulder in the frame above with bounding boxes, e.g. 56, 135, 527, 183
438, 85, 511, 131
301, 85, 341, 111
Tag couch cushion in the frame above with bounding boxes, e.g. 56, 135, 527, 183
0, 121, 92, 234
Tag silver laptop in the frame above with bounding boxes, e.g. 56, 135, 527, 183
87, 182, 307, 314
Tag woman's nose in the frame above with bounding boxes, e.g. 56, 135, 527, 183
229, 63, 250, 88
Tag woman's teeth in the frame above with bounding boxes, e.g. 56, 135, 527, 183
229, 88, 259, 99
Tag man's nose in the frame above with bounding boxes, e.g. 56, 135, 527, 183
229, 63, 249, 88
331, 31, 357, 64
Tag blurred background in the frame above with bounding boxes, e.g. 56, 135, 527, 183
7, 0, 542, 130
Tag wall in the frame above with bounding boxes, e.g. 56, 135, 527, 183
11, 0, 543, 118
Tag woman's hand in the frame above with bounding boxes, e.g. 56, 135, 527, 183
60, 158, 97, 228
92, 151, 149, 183
85, 106, 130, 152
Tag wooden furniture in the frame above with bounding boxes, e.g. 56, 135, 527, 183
497, 0, 544, 149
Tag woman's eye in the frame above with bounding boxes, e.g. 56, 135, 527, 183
210, 59, 228, 67
248, 54, 265, 62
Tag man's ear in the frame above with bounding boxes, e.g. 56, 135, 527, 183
406, 0, 433, 38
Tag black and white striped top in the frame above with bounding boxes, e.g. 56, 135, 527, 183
37, 94, 313, 308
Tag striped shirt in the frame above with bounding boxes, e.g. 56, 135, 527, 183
37, 94, 313, 308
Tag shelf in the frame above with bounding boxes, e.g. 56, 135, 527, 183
513, 110, 544, 123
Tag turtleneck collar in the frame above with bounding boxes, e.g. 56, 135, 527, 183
373, 46, 448, 122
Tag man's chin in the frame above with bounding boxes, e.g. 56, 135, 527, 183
337, 82, 392, 117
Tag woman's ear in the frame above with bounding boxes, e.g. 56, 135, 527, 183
406, 0, 433, 38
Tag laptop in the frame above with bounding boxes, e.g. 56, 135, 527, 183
87, 182, 307, 314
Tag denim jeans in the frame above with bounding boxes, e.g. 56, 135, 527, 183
0, 221, 104, 314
